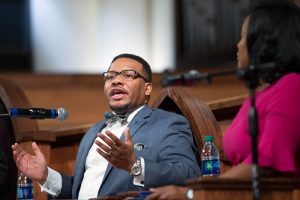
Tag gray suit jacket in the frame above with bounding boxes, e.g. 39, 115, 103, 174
58, 105, 200, 199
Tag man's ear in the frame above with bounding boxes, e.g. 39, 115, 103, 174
145, 82, 152, 96
144, 82, 152, 103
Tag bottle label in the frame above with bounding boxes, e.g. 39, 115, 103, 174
17, 185, 34, 200
201, 159, 220, 176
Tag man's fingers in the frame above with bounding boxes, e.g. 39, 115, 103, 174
32, 142, 43, 157
97, 133, 119, 154
12, 143, 24, 160
96, 146, 112, 161
103, 131, 122, 146
11, 143, 18, 150
95, 140, 112, 155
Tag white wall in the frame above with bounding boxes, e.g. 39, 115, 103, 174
30, 0, 175, 74
151, 0, 175, 72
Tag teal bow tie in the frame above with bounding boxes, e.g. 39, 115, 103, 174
104, 112, 129, 125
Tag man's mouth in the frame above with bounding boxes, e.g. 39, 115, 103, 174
110, 88, 128, 100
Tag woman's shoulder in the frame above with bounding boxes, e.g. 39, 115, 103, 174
270, 72, 300, 92
265, 73, 300, 105
278, 73, 300, 84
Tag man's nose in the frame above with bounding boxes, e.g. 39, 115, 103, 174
111, 75, 124, 84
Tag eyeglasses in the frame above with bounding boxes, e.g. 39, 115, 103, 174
102, 70, 148, 82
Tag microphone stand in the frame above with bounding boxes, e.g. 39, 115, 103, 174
237, 65, 260, 200
161, 69, 237, 87
237, 62, 275, 200
198, 69, 237, 84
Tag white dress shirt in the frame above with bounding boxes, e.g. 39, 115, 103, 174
40, 106, 145, 199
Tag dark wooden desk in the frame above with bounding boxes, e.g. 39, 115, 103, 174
187, 177, 300, 200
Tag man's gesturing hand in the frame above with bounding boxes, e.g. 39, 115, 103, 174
95, 127, 136, 172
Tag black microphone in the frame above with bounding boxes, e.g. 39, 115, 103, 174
237, 62, 276, 79
160, 69, 237, 87
7, 108, 68, 121
161, 70, 201, 87
236, 62, 276, 89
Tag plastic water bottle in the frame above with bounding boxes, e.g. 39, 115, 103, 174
201, 135, 220, 177
17, 173, 34, 200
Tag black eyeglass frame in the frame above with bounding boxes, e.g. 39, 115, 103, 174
102, 69, 149, 82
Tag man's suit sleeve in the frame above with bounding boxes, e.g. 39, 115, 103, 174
141, 111, 201, 188
57, 174, 74, 199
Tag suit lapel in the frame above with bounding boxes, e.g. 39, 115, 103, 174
125, 105, 152, 139
99, 106, 152, 191
74, 122, 106, 197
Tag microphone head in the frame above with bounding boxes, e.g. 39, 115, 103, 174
187, 70, 200, 78
182, 70, 200, 84
57, 108, 68, 121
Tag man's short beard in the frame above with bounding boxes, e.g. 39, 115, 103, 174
110, 103, 130, 114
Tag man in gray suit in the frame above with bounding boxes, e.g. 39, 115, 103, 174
12, 53, 201, 199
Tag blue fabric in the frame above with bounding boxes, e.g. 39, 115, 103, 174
58, 105, 200, 199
